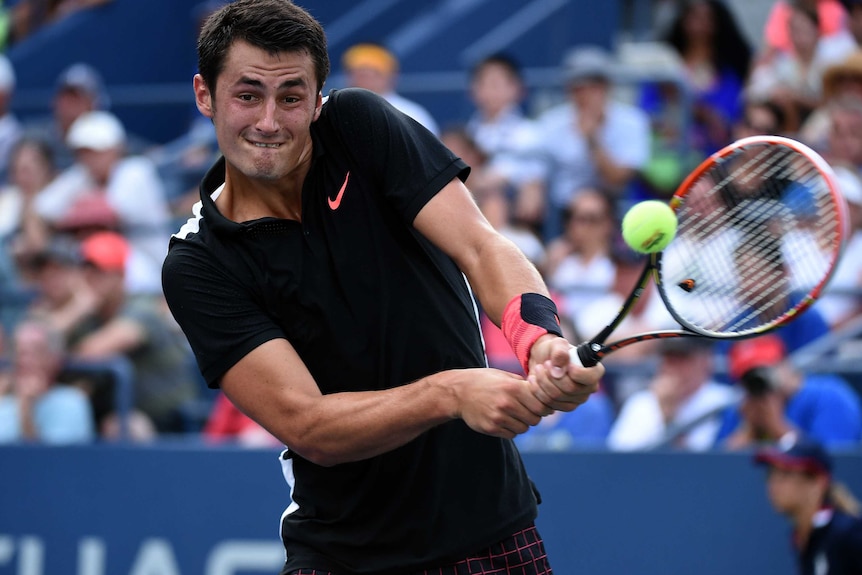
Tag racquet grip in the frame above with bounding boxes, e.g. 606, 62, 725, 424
571, 343, 600, 368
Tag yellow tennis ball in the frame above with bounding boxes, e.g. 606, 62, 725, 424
621, 200, 678, 253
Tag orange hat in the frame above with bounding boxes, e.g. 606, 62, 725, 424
80, 231, 129, 272
342, 43, 398, 75
728, 335, 786, 381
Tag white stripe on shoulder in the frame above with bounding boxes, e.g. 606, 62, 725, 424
173, 183, 225, 240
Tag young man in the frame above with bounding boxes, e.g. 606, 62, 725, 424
161, 1, 604, 574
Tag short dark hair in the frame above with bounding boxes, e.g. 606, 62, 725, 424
197, 0, 330, 96
470, 53, 524, 83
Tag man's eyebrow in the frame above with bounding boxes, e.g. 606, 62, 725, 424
237, 76, 308, 89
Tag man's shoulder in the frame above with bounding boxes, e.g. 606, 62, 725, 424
323, 87, 386, 115
801, 373, 858, 398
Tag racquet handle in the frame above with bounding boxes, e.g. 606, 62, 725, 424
569, 343, 600, 368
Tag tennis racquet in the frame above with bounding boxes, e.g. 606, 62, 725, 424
570, 135, 848, 368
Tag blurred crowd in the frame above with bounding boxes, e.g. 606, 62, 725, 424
0, 0, 860, 453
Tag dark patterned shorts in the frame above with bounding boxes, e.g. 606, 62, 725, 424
288, 523, 553, 575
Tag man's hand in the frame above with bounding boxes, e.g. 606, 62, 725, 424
526, 334, 603, 411
453, 368, 554, 439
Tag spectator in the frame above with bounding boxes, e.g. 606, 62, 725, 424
0, 54, 22, 181
659, 0, 753, 154
0, 316, 95, 444
0, 137, 56, 291
607, 338, 739, 451
33, 110, 171, 296
439, 125, 545, 266
542, 187, 618, 318
464, 53, 544, 221
747, 2, 856, 133
761, 0, 852, 63
59, 231, 199, 434
629, 42, 704, 199
713, 235, 833, 363
731, 97, 789, 140
753, 436, 862, 573
717, 335, 862, 449
800, 50, 862, 148
341, 42, 439, 135
22, 236, 88, 334
24, 62, 109, 171
526, 45, 650, 240
816, 106, 862, 328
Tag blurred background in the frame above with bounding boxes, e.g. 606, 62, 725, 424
1, 0, 861, 574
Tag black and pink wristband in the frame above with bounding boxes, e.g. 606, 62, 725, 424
501, 293, 563, 374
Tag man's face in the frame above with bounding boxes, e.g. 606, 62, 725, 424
194, 40, 323, 184
76, 147, 120, 184
13, 323, 58, 379
471, 62, 522, 117
569, 79, 607, 115
829, 108, 862, 165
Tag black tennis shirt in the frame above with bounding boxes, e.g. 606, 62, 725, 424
162, 88, 538, 574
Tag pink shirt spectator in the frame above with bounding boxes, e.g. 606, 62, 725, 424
765, 0, 847, 54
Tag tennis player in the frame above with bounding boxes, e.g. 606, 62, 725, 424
161, 1, 603, 573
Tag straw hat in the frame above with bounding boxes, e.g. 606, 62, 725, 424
822, 50, 862, 100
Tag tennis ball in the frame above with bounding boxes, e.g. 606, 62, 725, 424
621, 200, 678, 253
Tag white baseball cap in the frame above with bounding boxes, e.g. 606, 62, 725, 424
66, 111, 126, 151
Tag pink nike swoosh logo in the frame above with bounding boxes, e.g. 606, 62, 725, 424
328, 171, 350, 210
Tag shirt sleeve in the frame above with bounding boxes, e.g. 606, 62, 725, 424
161, 240, 285, 387
326, 88, 469, 223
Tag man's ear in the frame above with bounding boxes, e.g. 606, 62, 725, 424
312, 92, 323, 122
194, 74, 214, 119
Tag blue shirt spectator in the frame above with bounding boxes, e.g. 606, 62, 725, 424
716, 335, 862, 450
0, 317, 94, 444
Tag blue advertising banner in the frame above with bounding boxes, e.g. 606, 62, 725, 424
2, 445, 861, 575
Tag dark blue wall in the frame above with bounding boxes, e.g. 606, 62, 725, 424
6, 0, 619, 144
2, 445, 861, 575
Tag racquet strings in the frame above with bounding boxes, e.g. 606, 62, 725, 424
659, 141, 842, 336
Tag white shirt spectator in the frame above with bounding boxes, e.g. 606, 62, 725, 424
534, 99, 650, 210
608, 380, 739, 451
34, 156, 171, 295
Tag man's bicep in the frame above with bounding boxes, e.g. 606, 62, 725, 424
413, 177, 497, 267
219, 338, 322, 445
